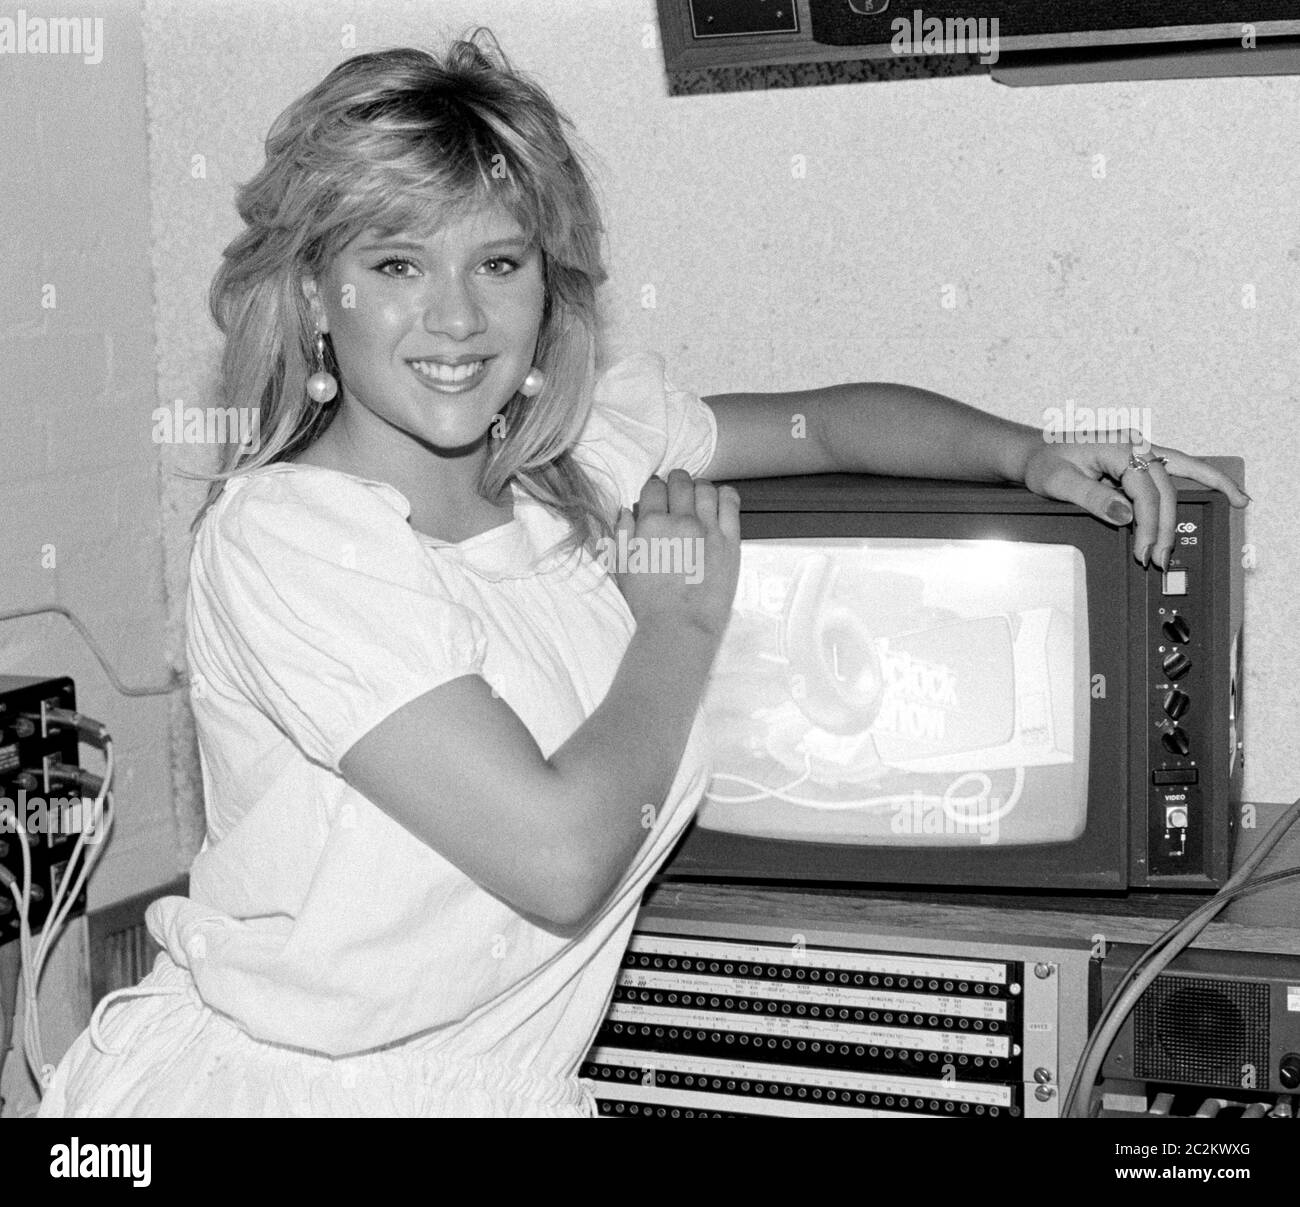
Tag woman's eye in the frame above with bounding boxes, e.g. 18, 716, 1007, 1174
480, 257, 520, 276
374, 258, 418, 278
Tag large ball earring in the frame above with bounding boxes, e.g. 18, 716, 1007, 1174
519, 367, 545, 398
306, 332, 338, 403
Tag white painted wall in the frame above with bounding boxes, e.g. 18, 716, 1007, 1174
3, 0, 1295, 933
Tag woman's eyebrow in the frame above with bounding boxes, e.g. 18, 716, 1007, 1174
355, 238, 425, 252
354, 236, 533, 253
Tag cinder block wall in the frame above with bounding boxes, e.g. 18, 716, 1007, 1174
1, 0, 177, 1116
1, 0, 180, 911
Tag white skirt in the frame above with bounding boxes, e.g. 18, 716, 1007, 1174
37, 953, 598, 1118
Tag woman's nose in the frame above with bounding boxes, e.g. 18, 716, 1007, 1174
422, 277, 486, 340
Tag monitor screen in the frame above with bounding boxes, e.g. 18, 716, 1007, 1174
698, 538, 1090, 848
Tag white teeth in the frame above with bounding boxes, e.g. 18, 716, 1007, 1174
410, 359, 484, 383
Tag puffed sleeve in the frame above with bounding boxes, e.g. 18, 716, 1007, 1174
187, 469, 488, 773
573, 351, 720, 511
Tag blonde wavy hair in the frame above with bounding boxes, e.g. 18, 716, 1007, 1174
197, 30, 618, 563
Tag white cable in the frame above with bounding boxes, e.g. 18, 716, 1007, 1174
0, 605, 183, 697
0, 788, 37, 1078
706, 752, 1023, 825
28, 748, 114, 1089
1, 740, 115, 1092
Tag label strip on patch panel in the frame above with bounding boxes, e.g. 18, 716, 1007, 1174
586, 1081, 933, 1119
618, 968, 1010, 1020
587, 1046, 1015, 1106
604, 1002, 1013, 1057
630, 933, 1010, 985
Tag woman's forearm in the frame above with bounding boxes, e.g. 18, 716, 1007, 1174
546, 616, 721, 916
816, 381, 1042, 484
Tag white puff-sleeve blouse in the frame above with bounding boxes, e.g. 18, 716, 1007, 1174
38, 352, 720, 1119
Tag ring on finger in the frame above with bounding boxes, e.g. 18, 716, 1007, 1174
1126, 450, 1170, 473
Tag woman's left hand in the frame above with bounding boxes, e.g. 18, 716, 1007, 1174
1020, 436, 1250, 569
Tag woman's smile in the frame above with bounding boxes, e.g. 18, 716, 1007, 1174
407, 355, 494, 393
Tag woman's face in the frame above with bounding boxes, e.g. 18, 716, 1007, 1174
305, 201, 545, 455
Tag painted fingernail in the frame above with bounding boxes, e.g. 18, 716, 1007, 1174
1135, 545, 1149, 567
1156, 548, 1169, 570
1108, 501, 1133, 524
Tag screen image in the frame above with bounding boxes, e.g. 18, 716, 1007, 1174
698, 539, 1090, 848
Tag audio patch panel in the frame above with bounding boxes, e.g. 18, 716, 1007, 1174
582, 920, 1094, 1118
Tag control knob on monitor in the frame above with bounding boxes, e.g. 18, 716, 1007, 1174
1161, 614, 1191, 644
1161, 651, 1191, 680
1280, 1054, 1300, 1091
1160, 727, 1191, 756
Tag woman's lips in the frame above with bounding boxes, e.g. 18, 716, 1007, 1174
407, 357, 491, 392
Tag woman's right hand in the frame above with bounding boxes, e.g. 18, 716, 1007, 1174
613, 468, 741, 641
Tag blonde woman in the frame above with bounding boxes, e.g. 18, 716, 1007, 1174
39, 31, 1246, 1118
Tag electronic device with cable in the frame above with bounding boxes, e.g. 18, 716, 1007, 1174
662, 462, 1245, 892
0, 672, 114, 1096
1098, 942, 1300, 1112
0, 675, 90, 942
